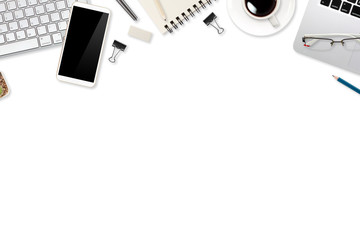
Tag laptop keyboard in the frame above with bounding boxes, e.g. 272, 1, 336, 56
321, 0, 360, 17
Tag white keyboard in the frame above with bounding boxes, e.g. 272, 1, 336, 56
0, 0, 86, 57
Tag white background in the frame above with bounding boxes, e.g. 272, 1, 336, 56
1, 0, 360, 240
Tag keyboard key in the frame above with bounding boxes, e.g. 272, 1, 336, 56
0, 38, 39, 56
39, 14, 49, 24
25, 8, 35, 17
7, 1, 17, 10
56, 1, 66, 10
16, 30, 26, 40
8, 21, 18, 31
26, 28, 36, 37
348, 0, 356, 3
50, 12, 60, 21
6, 32, 15, 42
47, 23, 56, 32
29, 16, 39, 26
35, 5, 45, 14
4, 12, 14, 21
321, 0, 331, 6
0, 3, 6, 13
19, 19, 28, 28
52, 32, 62, 44
58, 21, 66, 30
14, 10, 24, 19
37, 25, 46, 35
61, 10, 70, 19
331, 0, 342, 10
341, 2, 352, 13
28, 0, 38, 6
39, 35, 51, 46
17, 0, 27, 8
45, 3, 55, 12
351, 4, 360, 16
0, 23, 8, 33
0, 35, 5, 44
67, 0, 76, 7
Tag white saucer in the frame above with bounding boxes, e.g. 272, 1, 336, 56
227, 0, 296, 37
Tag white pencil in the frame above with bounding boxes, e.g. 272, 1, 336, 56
154, 0, 167, 21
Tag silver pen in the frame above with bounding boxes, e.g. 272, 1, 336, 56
115, 0, 138, 21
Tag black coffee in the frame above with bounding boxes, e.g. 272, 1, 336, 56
245, 0, 277, 17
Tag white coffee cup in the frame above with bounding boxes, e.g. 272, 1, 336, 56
242, 0, 281, 28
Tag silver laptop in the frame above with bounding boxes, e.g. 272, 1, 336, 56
294, 0, 360, 74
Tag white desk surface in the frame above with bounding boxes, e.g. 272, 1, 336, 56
1, 1, 360, 240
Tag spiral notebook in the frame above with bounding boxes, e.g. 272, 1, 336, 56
138, 0, 217, 34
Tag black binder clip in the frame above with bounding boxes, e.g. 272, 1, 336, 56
109, 40, 127, 63
203, 12, 224, 35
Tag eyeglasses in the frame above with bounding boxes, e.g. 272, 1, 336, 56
302, 34, 360, 50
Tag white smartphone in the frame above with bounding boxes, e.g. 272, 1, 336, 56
57, 2, 110, 87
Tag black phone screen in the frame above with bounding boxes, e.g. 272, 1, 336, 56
58, 6, 109, 83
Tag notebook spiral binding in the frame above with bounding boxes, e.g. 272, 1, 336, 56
164, 0, 217, 33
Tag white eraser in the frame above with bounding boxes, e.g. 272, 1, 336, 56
128, 26, 153, 43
